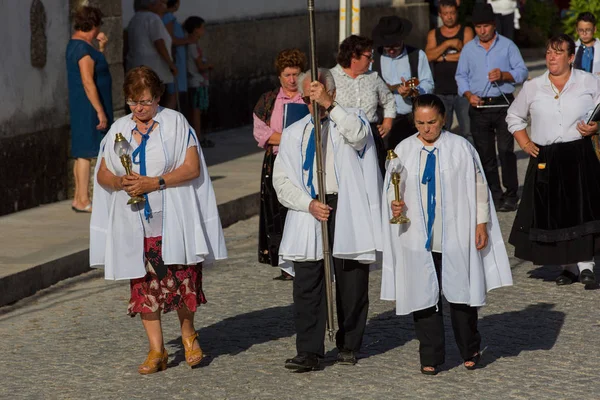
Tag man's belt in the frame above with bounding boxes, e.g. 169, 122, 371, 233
478, 93, 514, 107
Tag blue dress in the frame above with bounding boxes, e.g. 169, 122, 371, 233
66, 39, 113, 158
162, 12, 188, 93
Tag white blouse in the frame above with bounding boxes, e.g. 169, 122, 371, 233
506, 69, 600, 145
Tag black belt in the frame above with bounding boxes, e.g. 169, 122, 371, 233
479, 94, 514, 106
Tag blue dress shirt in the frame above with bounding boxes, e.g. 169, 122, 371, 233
380, 48, 434, 115
455, 34, 528, 98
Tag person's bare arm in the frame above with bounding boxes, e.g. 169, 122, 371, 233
267, 132, 282, 145
425, 29, 452, 62
97, 158, 123, 190
78, 55, 107, 130
193, 56, 213, 72
165, 21, 192, 46
154, 38, 177, 75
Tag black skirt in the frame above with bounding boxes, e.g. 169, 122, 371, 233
258, 146, 288, 266
509, 137, 600, 265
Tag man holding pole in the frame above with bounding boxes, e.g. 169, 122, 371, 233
273, 69, 382, 371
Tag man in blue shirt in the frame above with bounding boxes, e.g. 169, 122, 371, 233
372, 16, 435, 151
455, 3, 528, 212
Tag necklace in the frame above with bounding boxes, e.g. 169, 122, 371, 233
549, 78, 560, 99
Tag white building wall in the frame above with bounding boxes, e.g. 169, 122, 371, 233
122, 0, 389, 26
0, 0, 70, 137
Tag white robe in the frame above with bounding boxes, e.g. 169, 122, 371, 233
380, 131, 512, 315
575, 39, 600, 75
89, 107, 227, 280
275, 110, 383, 266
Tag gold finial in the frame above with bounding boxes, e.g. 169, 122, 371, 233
115, 132, 126, 142
386, 150, 398, 161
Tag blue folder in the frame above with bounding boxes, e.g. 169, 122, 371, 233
283, 103, 310, 128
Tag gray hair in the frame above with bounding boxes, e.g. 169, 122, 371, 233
299, 68, 336, 95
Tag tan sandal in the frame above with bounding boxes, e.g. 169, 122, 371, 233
182, 332, 203, 368
138, 349, 168, 375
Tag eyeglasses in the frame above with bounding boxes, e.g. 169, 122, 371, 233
361, 53, 373, 60
577, 28, 595, 34
126, 98, 155, 107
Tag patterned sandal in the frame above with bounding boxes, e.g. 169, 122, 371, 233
138, 349, 168, 375
182, 332, 204, 368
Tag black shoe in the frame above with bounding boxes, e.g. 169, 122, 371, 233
336, 350, 357, 365
272, 271, 294, 281
464, 352, 481, 370
498, 199, 518, 212
420, 365, 440, 375
284, 354, 319, 372
556, 270, 578, 286
579, 269, 596, 285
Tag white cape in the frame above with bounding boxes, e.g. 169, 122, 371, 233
380, 131, 512, 315
276, 110, 383, 266
89, 108, 227, 280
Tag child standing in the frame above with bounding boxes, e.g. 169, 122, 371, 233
184, 16, 215, 148
574, 12, 600, 75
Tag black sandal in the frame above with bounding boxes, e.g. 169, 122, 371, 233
464, 353, 481, 370
420, 365, 439, 375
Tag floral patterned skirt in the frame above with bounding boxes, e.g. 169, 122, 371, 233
127, 236, 207, 317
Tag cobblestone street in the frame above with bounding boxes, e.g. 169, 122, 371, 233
1, 150, 600, 400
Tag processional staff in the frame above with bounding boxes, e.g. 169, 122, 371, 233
307, 0, 336, 342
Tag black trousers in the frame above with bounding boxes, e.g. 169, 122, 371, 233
495, 13, 515, 41
469, 104, 518, 203
370, 123, 386, 177
293, 195, 370, 357
412, 252, 480, 366
386, 114, 416, 152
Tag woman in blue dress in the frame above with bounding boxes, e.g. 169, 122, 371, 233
66, 6, 113, 212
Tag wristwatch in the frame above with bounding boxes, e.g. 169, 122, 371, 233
158, 176, 166, 190
326, 101, 337, 113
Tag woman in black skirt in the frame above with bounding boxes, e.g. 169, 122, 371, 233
252, 49, 307, 280
506, 34, 600, 286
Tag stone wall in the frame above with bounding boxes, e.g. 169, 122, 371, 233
200, 3, 428, 132
0, 0, 123, 216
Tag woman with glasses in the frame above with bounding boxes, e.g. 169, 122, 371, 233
90, 66, 227, 374
66, 6, 113, 213
330, 35, 396, 176
507, 34, 600, 287
252, 49, 307, 280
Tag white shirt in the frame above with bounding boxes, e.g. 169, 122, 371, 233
126, 11, 173, 83
187, 43, 208, 88
330, 64, 396, 123
418, 145, 489, 253
487, 0, 517, 15
506, 69, 600, 145
272, 104, 368, 212
575, 39, 600, 75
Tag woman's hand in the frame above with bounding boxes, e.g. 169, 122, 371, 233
122, 173, 159, 197
520, 139, 539, 158
391, 200, 405, 218
96, 32, 108, 52
475, 223, 488, 250
577, 120, 598, 137
377, 118, 393, 138
96, 110, 108, 130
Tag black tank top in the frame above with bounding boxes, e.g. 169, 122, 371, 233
433, 26, 465, 95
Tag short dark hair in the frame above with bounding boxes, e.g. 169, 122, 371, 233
166, 0, 178, 8
274, 49, 307, 75
412, 94, 446, 119
73, 6, 103, 32
183, 16, 205, 34
336, 35, 374, 68
438, 0, 458, 11
546, 34, 576, 57
576, 12, 597, 26
124, 66, 165, 100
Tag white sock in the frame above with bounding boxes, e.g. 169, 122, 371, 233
577, 260, 595, 273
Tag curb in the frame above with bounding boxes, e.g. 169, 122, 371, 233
0, 193, 260, 307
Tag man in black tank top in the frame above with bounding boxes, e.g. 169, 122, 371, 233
425, 0, 474, 143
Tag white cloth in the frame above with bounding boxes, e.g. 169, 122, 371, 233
506, 69, 600, 145
126, 11, 173, 83
187, 43, 208, 88
380, 131, 512, 315
575, 39, 600, 75
273, 107, 383, 265
89, 107, 227, 280
330, 64, 396, 123
272, 104, 369, 212
487, 0, 517, 16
